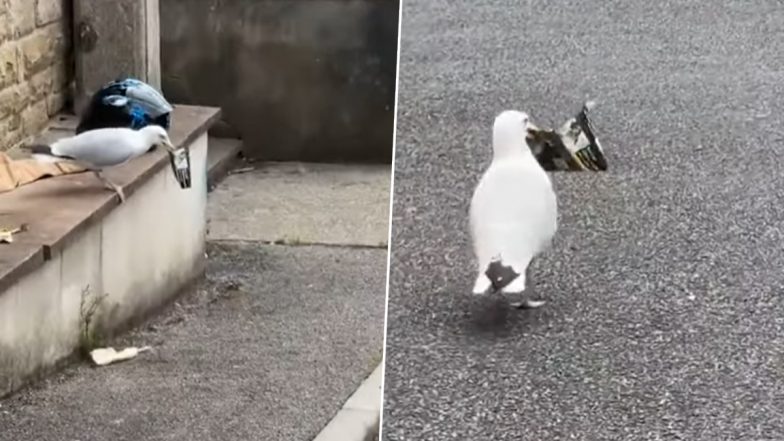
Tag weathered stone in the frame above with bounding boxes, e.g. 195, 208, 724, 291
0, 11, 13, 43
18, 24, 64, 78
0, 0, 70, 152
0, 112, 25, 149
21, 98, 49, 135
0, 84, 26, 120
35, 0, 63, 26
49, 60, 68, 89
46, 90, 66, 116
8, 0, 36, 37
28, 64, 54, 101
0, 42, 19, 88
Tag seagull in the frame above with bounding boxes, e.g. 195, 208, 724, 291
25, 125, 175, 203
468, 110, 558, 309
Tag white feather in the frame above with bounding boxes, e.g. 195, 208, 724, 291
34, 126, 170, 169
469, 110, 558, 295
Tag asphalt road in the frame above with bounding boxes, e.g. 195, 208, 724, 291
382, 1, 784, 440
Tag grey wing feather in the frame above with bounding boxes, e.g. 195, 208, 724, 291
54, 130, 140, 167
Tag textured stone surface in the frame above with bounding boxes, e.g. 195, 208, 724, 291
0, 0, 70, 151
8, 0, 36, 37
35, 0, 63, 26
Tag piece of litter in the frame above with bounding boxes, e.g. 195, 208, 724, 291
89, 345, 152, 366
527, 100, 608, 172
227, 166, 255, 175
0, 224, 28, 244
167, 147, 192, 189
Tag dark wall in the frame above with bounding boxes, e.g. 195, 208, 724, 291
160, 0, 399, 163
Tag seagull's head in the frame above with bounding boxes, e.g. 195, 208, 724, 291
492, 110, 540, 158
141, 125, 175, 152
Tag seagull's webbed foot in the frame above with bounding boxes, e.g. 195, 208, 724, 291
510, 299, 547, 310
93, 170, 126, 203
507, 265, 547, 310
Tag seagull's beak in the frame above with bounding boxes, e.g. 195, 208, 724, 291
162, 139, 176, 152
525, 122, 542, 142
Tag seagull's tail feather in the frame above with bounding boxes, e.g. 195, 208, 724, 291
480, 258, 528, 294
471, 272, 492, 295
23, 144, 74, 163
500, 272, 527, 294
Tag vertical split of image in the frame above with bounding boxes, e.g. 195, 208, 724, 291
0, 1, 398, 440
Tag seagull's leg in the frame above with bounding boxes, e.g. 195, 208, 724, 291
510, 264, 547, 310
93, 170, 126, 203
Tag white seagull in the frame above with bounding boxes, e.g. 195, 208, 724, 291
469, 110, 558, 309
26, 125, 175, 202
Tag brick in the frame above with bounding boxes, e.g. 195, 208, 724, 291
8, 0, 36, 37
35, 0, 63, 26
0, 41, 19, 88
0, 114, 24, 151
0, 12, 13, 43
46, 90, 66, 116
18, 24, 64, 77
0, 84, 27, 120
21, 98, 49, 135
28, 64, 55, 101
50, 60, 68, 88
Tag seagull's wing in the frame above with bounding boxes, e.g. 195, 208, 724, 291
53, 129, 144, 167
470, 160, 557, 277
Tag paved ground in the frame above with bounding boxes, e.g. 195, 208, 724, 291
0, 165, 389, 440
383, 1, 784, 440
208, 163, 391, 247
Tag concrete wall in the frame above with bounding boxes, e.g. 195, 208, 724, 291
160, 0, 399, 163
0, 0, 71, 151
0, 135, 207, 396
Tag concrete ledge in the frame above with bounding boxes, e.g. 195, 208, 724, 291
312, 363, 383, 441
0, 105, 220, 397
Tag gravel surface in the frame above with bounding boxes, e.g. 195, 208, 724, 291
383, 1, 784, 440
0, 243, 387, 441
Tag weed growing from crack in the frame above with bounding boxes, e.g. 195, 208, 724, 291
273, 236, 303, 246
78, 285, 108, 357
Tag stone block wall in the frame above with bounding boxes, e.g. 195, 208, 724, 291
0, 0, 71, 151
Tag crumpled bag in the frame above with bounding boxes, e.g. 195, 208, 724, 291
0, 152, 86, 194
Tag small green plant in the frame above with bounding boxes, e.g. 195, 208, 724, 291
273, 236, 303, 245
78, 285, 108, 357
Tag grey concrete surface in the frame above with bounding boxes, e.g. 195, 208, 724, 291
0, 242, 386, 441
208, 163, 392, 247
160, 0, 398, 162
383, 1, 784, 440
